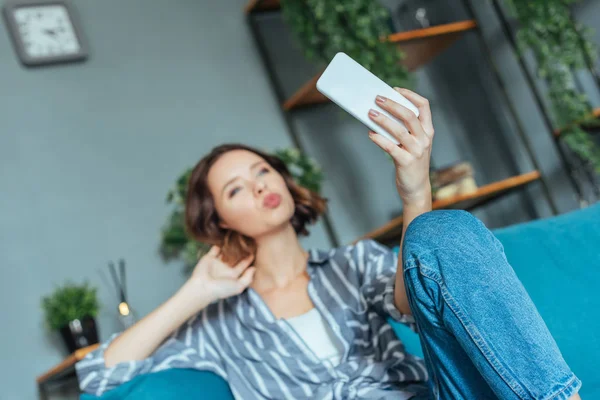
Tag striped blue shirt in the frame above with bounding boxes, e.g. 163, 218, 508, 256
76, 239, 428, 399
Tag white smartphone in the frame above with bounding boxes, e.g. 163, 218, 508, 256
316, 52, 419, 145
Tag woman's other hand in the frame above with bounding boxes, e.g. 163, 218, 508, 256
103, 246, 254, 367
185, 246, 256, 306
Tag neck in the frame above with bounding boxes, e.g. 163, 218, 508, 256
251, 223, 308, 292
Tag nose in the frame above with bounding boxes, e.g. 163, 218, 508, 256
254, 180, 266, 196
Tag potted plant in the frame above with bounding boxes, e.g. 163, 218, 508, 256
41, 281, 100, 354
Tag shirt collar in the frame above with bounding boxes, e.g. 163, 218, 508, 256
231, 246, 335, 325
307, 247, 333, 264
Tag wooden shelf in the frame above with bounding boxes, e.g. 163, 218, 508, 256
37, 344, 99, 384
283, 20, 477, 111
553, 107, 600, 137
245, 0, 280, 14
356, 170, 541, 244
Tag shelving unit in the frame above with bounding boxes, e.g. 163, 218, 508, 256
283, 20, 478, 111
246, 0, 555, 246
490, 0, 600, 204
37, 344, 99, 399
357, 171, 540, 244
553, 108, 600, 137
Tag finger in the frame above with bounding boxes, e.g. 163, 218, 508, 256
201, 245, 221, 262
368, 131, 412, 166
368, 108, 421, 156
375, 95, 426, 141
393, 88, 434, 138
231, 254, 254, 277
236, 266, 256, 292
207, 245, 221, 257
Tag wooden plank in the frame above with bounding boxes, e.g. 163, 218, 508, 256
393, 21, 477, 71
283, 73, 328, 111
553, 107, 600, 137
283, 20, 477, 110
387, 20, 477, 42
36, 344, 99, 384
245, 0, 280, 14
356, 171, 541, 244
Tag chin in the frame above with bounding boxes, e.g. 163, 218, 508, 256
273, 203, 295, 224
263, 202, 295, 231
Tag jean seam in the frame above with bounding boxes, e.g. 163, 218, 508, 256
404, 265, 440, 400
546, 375, 579, 400
417, 264, 529, 400
419, 335, 440, 400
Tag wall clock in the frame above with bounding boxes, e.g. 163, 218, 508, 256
2, 0, 88, 67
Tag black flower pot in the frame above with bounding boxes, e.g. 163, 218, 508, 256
59, 315, 99, 354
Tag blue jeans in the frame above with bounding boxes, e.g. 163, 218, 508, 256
402, 211, 581, 400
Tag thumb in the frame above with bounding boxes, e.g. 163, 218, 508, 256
236, 266, 256, 293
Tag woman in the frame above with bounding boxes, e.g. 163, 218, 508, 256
76, 88, 581, 399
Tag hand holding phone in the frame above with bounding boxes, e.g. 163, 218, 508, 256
316, 52, 419, 145
317, 52, 435, 206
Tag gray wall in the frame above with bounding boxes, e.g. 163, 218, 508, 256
0, 0, 598, 399
0, 1, 329, 399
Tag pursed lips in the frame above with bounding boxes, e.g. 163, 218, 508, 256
263, 193, 281, 208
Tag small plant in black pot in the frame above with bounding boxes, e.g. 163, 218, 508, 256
41, 281, 100, 354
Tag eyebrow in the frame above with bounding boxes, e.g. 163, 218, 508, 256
221, 160, 265, 196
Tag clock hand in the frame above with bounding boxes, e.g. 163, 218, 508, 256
43, 28, 57, 38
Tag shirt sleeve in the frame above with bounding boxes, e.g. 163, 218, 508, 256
356, 239, 417, 332
75, 307, 226, 397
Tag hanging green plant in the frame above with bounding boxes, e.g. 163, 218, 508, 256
280, 0, 414, 89
503, 0, 600, 173
159, 148, 324, 270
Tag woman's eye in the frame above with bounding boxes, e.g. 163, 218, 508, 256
258, 167, 269, 176
228, 187, 241, 198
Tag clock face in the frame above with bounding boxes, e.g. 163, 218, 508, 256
13, 5, 81, 59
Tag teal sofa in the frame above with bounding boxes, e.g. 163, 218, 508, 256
491, 204, 600, 398
82, 204, 600, 399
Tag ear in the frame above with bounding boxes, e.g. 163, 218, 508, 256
214, 210, 229, 230
219, 220, 230, 230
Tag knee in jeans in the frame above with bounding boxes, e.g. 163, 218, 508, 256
403, 210, 491, 258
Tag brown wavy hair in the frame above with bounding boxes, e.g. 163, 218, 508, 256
184, 144, 327, 265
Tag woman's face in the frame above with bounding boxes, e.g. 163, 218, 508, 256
207, 149, 295, 239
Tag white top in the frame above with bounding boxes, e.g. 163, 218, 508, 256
286, 308, 345, 366
286, 308, 417, 400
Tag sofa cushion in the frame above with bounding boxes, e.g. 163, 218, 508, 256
80, 368, 233, 400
